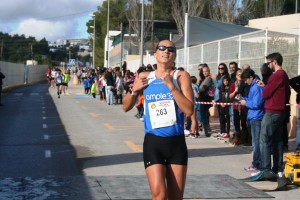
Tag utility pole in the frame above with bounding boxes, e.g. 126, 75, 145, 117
151, 0, 155, 52
106, 0, 110, 68
0, 39, 3, 61
139, 0, 144, 67
31, 44, 34, 65
120, 22, 123, 74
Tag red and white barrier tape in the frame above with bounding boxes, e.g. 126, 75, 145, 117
196, 101, 298, 107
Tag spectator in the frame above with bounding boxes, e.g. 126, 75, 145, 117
214, 63, 229, 136
189, 76, 200, 138
91, 79, 97, 98
260, 63, 273, 85
146, 64, 154, 72
98, 74, 105, 101
289, 75, 300, 151
83, 77, 90, 94
240, 68, 264, 173
229, 69, 247, 137
135, 92, 144, 121
197, 63, 206, 87
229, 61, 238, 83
105, 67, 115, 105
198, 65, 213, 137
115, 71, 124, 104
218, 75, 232, 139
228, 61, 239, 134
255, 52, 290, 178
0, 69, 5, 106
124, 70, 134, 94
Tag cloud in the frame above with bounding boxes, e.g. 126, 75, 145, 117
14, 19, 75, 42
0, 0, 102, 42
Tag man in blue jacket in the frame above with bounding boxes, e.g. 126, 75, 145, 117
240, 68, 265, 175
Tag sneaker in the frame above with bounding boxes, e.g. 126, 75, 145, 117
189, 134, 197, 139
244, 165, 258, 172
277, 172, 283, 178
221, 133, 229, 139
251, 169, 261, 176
184, 130, 190, 136
139, 117, 144, 122
217, 133, 226, 138
212, 132, 222, 137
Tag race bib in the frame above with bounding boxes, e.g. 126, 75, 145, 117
56, 77, 62, 84
148, 100, 177, 129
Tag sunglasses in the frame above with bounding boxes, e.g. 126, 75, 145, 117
267, 60, 273, 65
218, 67, 224, 70
157, 45, 176, 52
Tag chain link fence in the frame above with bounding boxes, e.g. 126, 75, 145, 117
176, 29, 299, 78
108, 29, 299, 78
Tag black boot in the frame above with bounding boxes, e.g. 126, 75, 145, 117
204, 124, 210, 137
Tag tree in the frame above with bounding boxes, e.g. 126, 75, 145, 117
264, 0, 286, 17
208, 0, 254, 23
125, 0, 153, 52
171, 0, 208, 35
87, 0, 128, 67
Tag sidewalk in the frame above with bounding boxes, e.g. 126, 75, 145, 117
48, 80, 300, 199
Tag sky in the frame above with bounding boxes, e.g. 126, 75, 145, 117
0, 0, 103, 43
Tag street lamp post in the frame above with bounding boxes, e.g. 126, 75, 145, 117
140, 0, 144, 67
106, 0, 110, 68
90, 15, 96, 69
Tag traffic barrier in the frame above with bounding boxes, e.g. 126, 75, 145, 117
195, 101, 298, 107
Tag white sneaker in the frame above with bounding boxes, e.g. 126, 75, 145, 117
184, 130, 190, 136
212, 132, 221, 137
139, 117, 144, 122
251, 169, 261, 176
277, 172, 283, 178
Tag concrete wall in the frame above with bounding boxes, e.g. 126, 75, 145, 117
0, 61, 48, 89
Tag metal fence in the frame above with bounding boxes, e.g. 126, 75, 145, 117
176, 29, 299, 78
109, 29, 299, 78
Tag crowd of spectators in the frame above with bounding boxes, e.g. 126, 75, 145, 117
62, 52, 298, 179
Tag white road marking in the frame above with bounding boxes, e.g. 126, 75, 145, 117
45, 150, 51, 158
42, 117, 46, 120
43, 124, 48, 128
44, 135, 49, 140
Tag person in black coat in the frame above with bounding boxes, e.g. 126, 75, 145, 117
0, 70, 5, 106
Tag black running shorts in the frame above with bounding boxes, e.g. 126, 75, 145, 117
143, 133, 188, 169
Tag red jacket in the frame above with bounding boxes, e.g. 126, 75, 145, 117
263, 69, 290, 114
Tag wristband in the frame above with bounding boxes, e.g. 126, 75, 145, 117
170, 87, 177, 93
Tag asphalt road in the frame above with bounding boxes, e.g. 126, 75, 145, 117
0, 80, 299, 199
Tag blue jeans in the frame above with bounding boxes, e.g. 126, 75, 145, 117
260, 112, 284, 173
106, 86, 113, 105
230, 106, 236, 133
250, 119, 261, 169
296, 107, 300, 150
